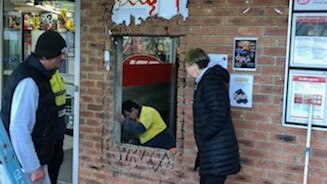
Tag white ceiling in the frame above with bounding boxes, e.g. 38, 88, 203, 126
6, 0, 75, 14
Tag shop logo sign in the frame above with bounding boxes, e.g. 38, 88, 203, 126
297, 0, 310, 5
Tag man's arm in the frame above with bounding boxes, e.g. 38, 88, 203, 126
115, 113, 146, 133
9, 78, 41, 173
122, 118, 146, 133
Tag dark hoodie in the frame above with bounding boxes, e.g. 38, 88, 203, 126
193, 65, 241, 176
1, 54, 59, 166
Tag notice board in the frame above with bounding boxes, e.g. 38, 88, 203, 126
283, 0, 327, 129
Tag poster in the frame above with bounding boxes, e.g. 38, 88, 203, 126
229, 74, 253, 108
290, 13, 327, 68
294, 0, 327, 11
286, 70, 327, 127
208, 53, 228, 69
283, 0, 327, 129
232, 37, 257, 71
40, 13, 58, 30
4, 12, 21, 30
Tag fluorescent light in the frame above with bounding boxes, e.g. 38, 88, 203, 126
25, 2, 74, 17
26, 2, 34, 6
35, 5, 60, 15
25, 2, 60, 15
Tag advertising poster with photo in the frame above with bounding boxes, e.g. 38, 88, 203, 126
286, 70, 327, 127
232, 37, 257, 71
229, 74, 253, 108
290, 13, 327, 68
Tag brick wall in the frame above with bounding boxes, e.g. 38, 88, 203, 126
79, 0, 327, 183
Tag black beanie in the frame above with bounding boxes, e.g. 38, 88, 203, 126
35, 30, 66, 59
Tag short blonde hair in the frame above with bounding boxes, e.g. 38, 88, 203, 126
184, 48, 210, 69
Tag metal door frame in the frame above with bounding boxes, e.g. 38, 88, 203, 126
0, 1, 81, 183
73, 0, 81, 183
0, 0, 4, 106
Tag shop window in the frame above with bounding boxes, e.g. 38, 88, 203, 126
114, 36, 178, 148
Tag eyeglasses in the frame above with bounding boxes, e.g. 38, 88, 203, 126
61, 48, 67, 56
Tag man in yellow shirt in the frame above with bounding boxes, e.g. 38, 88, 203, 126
48, 70, 66, 184
115, 100, 176, 150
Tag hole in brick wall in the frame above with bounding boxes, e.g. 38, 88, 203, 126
276, 134, 295, 142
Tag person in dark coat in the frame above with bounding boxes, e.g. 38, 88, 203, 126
185, 48, 241, 184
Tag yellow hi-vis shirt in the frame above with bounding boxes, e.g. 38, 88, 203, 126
50, 70, 66, 117
137, 106, 167, 144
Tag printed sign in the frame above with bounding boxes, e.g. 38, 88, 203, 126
294, 0, 327, 11
232, 37, 257, 71
285, 70, 327, 127
290, 13, 327, 68
208, 53, 228, 69
229, 74, 253, 108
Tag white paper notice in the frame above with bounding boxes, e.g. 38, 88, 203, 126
294, 0, 327, 11
229, 74, 253, 108
208, 53, 228, 69
288, 74, 326, 126
293, 36, 327, 66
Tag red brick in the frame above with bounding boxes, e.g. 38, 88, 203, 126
77, 0, 327, 183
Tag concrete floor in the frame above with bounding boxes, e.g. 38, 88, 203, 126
58, 135, 73, 184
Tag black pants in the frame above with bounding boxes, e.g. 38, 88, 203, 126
48, 140, 64, 184
200, 175, 227, 184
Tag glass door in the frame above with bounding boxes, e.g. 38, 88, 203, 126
0, 0, 3, 105
2, 10, 22, 88
1, 0, 79, 183
1, 2, 23, 104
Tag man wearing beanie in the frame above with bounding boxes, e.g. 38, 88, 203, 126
0, 30, 66, 184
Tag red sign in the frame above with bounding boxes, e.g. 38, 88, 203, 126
123, 55, 172, 87
297, 0, 310, 5
293, 76, 326, 83
296, 16, 327, 23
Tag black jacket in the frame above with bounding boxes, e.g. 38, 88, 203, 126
1, 54, 59, 165
193, 65, 240, 176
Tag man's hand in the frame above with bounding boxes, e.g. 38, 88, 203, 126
30, 166, 45, 182
115, 113, 125, 123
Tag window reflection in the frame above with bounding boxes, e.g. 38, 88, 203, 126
123, 36, 172, 63
120, 36, 177, 149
